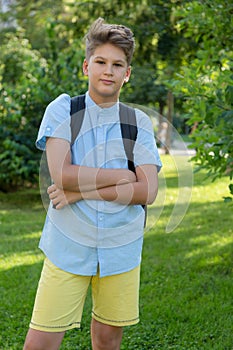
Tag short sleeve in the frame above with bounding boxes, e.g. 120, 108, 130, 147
134, 109, 162, 172
36, 93, 71, 151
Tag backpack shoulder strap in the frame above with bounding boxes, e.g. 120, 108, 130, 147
119, 102, 137, 173
119, 103, 147, 226
70, 94, 86, 145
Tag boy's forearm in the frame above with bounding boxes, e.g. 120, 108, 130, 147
46, 138, 136, 192
82, 181, 157, 205
82, 165, 158, 205
59, 164, 136, 192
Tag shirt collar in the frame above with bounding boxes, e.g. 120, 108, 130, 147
85, 92, 119, 116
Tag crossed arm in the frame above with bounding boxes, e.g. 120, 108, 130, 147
46, 137, 158, 209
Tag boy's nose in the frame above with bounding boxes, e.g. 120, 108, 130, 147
104, 64, 113, 75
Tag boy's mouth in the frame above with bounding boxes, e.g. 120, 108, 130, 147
100, 79, 114, 85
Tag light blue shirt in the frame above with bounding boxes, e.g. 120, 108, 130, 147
36, 92, 162, 277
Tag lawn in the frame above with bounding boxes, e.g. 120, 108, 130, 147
0, 155, 232, 349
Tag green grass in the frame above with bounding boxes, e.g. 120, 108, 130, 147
0, 155, 232, 349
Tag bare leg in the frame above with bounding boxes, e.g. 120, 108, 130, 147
91, 318, 123, 350
23, 328, 65, 350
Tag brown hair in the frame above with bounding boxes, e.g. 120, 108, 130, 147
84, 17, 135, 65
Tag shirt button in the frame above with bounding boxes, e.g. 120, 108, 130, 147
99, 216, 103, 221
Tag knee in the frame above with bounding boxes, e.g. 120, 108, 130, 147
23, 336, 50, 350
94, 335, 119, 350
95, 334, 116, 350
23, 330, 43, 350
23, 329, 64, 350
23, 339, 42, 350
91, 320, 123, 350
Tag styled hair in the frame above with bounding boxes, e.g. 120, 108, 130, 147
85, 17, 135, 65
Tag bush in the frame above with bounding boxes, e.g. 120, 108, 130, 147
0, 29, 85, 191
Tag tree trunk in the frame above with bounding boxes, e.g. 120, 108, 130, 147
166, 90, 174, 154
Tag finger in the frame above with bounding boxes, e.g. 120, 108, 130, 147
49, 191, 57, 200
54, 200, 66, 210
52, 198, 59, 207
54, 203, 62, 210
51, 193, 62, 206
47, 184, 57, 194
49, 188, 63, 200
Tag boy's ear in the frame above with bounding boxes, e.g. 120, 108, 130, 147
124, 66, 131, 83
83, 59, 89, 76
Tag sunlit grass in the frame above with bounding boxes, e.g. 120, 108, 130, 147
0, 251, 43, 271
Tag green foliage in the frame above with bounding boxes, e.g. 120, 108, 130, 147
168, 0, 233, 197
0, 31, 48, 190
190, 81, 233, 180
0, 25, 85, 191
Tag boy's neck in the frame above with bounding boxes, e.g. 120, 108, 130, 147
88, 91, 119, 108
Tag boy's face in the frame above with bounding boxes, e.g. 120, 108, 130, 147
83, 43, 131, 105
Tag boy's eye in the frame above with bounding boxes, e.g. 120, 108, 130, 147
95, 60, 123, 67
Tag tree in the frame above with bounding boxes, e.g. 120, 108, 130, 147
168, 0, 233, 200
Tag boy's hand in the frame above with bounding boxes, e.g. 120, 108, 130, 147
47, 184, 82, 209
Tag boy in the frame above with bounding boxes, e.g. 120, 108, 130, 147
23, 18, 162, 350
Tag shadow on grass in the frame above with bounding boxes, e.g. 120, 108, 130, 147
0, 188, 42, 207
0, 189, 45, 258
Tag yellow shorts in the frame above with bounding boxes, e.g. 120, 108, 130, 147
30, 258, 140, 332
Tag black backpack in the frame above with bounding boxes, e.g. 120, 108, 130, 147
70, 94, 147, 226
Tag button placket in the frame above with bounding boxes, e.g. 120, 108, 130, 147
96, 113, 106, 234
